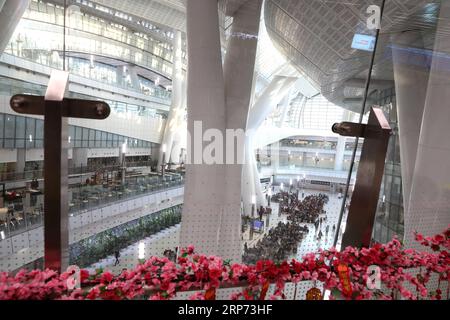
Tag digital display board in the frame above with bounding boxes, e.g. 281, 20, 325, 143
351, 34, 376, 52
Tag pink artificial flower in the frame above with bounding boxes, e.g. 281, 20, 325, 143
100, 271, 114, 283
188, 292, 206, 300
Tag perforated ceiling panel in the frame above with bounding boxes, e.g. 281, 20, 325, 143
264, 0, 441, 110
92, 0, 186, 30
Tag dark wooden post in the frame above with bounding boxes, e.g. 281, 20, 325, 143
44, 98, 70, 270
10, 71, 110, 272
332, 107, 392, 248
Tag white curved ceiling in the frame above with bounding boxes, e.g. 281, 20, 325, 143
264, 0, 441, 112
92, 0, 186, 30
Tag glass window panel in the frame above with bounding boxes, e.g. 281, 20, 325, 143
16, 139, 25, 148
89, 129, 95, 141
5, 115, 15, 139
0, 114, 4, 141
94, 130, 101, 147
15, 116, 25, 139
4, 139, 14, 149
35, 139, 43, 148
36, 119, 43, 140
107, 133, 113, 147
26, 117, 35, 139
82, 128, 89, 140
75, 126, 82, 140
101, 131, 107, 147
69, 126, 75, 143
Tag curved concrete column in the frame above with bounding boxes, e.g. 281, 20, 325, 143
181, 0, 228, 258
0, 0, 30, 55
391, 31, 429, 214
128, 65, 141, 90
159, 30, 185, 166
404, 2, 450, 248
242, 76, 297, 215
181, 0, 262, 262
278, 88, 294, 126
220, 0, 262, 261
242, 135, 257, 216
171, 74, 188, 164
334, 111, 351, 171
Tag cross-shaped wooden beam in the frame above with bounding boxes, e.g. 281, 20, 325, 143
10, 71, 110, 272
332, 107, 392, 248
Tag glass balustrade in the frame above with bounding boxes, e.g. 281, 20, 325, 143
3, 0, 179, 102
0, 170, 184, 240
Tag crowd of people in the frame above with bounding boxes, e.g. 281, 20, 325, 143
243, 221, 309, 264
243, 192, 329, 264
282, 193, 329, 225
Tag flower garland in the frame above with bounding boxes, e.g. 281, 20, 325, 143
0, 226, 448, 300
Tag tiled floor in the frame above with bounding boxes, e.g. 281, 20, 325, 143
87, 189, 348, 275
87, 224, 180, 274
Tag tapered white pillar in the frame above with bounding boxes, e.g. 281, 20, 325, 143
278, 88, 294, 126
159, 30, 185, 167
181, 0, 231, 260
334, 111, 351, 171
0, 0, 30, 55
242, 76, 297, 215
128, 65, 141, 90
391, 31, 429, 214
182, 0, 262, 262
222, 0, 262, 260
404, 2, 450, 248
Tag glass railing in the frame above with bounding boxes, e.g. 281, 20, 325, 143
21, 2, 180, 74
1, 49, 171, 102
280, 140, 338, 150
0, 161, 153, 182
0, 79, 168, 121
0, 171, 184, 240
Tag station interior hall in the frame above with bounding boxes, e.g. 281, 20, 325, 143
0, 0, 449, 301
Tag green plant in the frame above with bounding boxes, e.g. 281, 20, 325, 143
69, 205, 182, 267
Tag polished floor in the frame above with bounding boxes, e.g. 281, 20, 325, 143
88, 189, 348, 274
